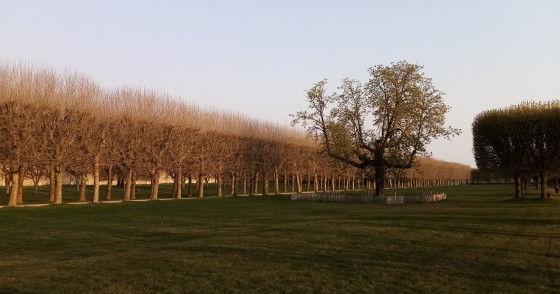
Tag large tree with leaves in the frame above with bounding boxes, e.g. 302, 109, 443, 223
292, 61, 458, 196
472, 107, 531, 198
473, 101, 560, 199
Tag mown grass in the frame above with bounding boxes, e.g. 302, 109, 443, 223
0, 182, 302, 205
0, 182, 234, 205
0, 184, 559, 293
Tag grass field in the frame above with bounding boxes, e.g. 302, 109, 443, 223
0, 182, 236, 205
1, 184, 559, 293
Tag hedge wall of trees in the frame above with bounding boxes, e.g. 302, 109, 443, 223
473, 101, 560, 199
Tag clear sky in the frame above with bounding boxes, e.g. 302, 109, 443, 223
1, 0, 559, 167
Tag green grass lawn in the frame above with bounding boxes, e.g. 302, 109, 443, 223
0, 184, 559, 293
0, 182, 231, 205
0, 182, 301, 205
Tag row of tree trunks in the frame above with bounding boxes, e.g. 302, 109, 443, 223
387, 178, 468, 189
4, 169, 470, 205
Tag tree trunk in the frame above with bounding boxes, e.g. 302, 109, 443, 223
233, 173, 239, 196
283, 173, 287, 193
243, 174, 247, 194
8, 172, 19, 207
314, 173, 318, 192
79, 173, 87, 202
296, 172, 302, 193
4, 173, 11, 195
123, 168, 132, 201
514, 175, 522, 199
231, 172, 240, 196
93, 154, 100, 203
106, 165, 113, 200
249, 173, 254, 196
187, 174, 192, 197
73, 175, 79, 193
234, 173, 239, 196
231, 172, 236, 196
263, 172, 269, 195
117, 175, 124, 188
151, 170, 160, 200
374, 160, 386, 196
217, 174, 223, 197
188, 175, 192, 197
49, 166, 55, 203
307, 173, 311, 191
176, 168, 182, 199
131, 170, 137, 200
274, 170, 279, 194
54, 168, 63, 204
198, 173, 204, 198
172, 176, 178, 198
151, 170, 156, 198
254, 172, 259, 195
17, 166, 24, 205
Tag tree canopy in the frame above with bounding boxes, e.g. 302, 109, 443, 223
292, 61, 459, 196
473, 101, 560, 199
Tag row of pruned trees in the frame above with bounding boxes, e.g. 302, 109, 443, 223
402, 157, 471, 188
0, 62, 470, 206
472, 101, 560, 199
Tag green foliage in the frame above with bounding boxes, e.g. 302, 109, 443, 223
0, 185, 559, 293
325, 121, 355, 160
292, 61, 459, 196
473, 101, 560, 197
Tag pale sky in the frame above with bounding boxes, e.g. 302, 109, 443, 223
1, 0, 559, 167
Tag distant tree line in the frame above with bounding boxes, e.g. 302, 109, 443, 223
0, 62, 471, 206
472, 101, 560, 199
